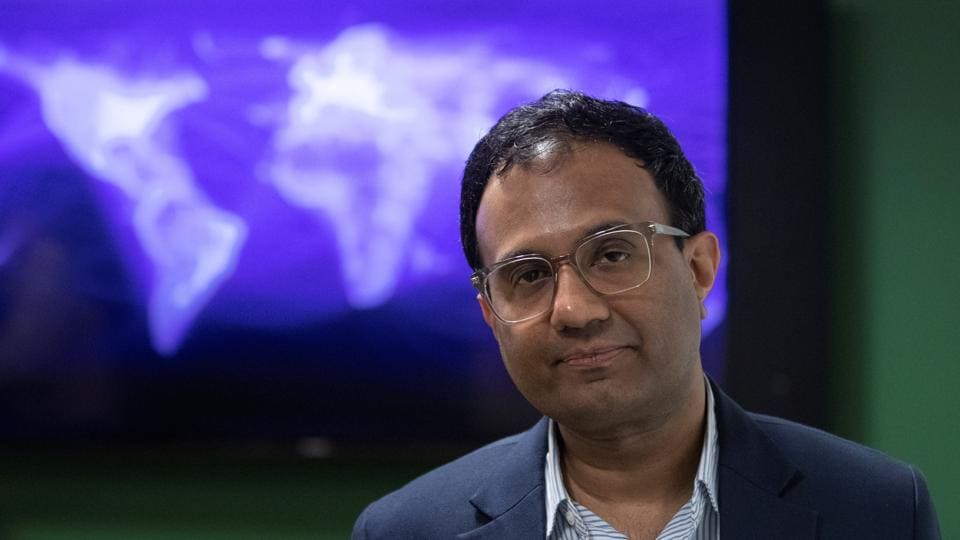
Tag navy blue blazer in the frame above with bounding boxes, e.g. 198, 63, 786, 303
353, 382, 940, 539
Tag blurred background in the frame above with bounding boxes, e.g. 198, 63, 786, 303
0, 1, 956, 538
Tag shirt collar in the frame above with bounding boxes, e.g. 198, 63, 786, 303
699, 379, 720, 512
544, 377, 720, 536
544, 416, 568, 537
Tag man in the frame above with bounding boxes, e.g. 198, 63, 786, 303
352, 90, 940, 539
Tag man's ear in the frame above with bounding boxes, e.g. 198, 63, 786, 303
477, 293, 496, 330
685, 231, 721, 320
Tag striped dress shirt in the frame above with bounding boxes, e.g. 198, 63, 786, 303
544, 381, 719, 540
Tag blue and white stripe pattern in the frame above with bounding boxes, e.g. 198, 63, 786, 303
544, 381, 719, 539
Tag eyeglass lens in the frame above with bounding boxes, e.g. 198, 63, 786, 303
486, 230, 652, 321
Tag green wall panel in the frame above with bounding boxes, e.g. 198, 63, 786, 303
831, 1, 960, 536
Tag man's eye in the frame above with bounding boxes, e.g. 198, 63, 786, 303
511, 265, 550, 285
595, 249, 630, 265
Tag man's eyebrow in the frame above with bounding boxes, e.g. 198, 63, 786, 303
496, 221, 630, 262
497, 247, 542, 262
583, 221, 629, 238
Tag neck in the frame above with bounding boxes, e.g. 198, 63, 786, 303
558, 375, 707, 503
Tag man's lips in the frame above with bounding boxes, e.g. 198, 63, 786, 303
559, 346, 631, 368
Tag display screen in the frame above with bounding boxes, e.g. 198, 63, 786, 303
0, 1, 726, 442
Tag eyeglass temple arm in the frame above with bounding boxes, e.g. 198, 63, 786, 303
470, 274, 484, 292
651, 223, 690, 238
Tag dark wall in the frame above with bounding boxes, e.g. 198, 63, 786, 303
726, 2, 830, 428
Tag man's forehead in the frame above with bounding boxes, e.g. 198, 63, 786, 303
475, 144, 669, 266
495, 139, 644, 177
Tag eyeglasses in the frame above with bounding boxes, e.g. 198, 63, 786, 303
471, 221, 689, 324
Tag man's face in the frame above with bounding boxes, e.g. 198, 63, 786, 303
475, 142, 719, 435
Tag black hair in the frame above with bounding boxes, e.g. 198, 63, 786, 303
460, 89, 705, 270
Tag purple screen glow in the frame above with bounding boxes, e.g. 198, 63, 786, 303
0, 1, 726, 441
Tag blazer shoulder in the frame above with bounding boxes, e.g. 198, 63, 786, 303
748, 413, 940, 538
749, 412, 911, 477
352, 430, 530, 539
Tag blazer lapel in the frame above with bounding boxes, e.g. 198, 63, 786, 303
458, 385, 821, 538
457, 418, 549, 539
712, 381, 819, 538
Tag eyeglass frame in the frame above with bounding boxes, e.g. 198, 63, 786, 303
470, 221, 690, 324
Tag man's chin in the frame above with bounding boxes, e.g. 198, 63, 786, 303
547, 393, 643, 436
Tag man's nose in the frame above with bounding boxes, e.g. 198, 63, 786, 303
549, 264, 611, 331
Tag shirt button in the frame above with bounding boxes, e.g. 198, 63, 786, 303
564, 509, 576, 526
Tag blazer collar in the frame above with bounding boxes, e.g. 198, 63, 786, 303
460, 382, 820, 539
459, 417, 548, 539
712, 380, 819, 538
